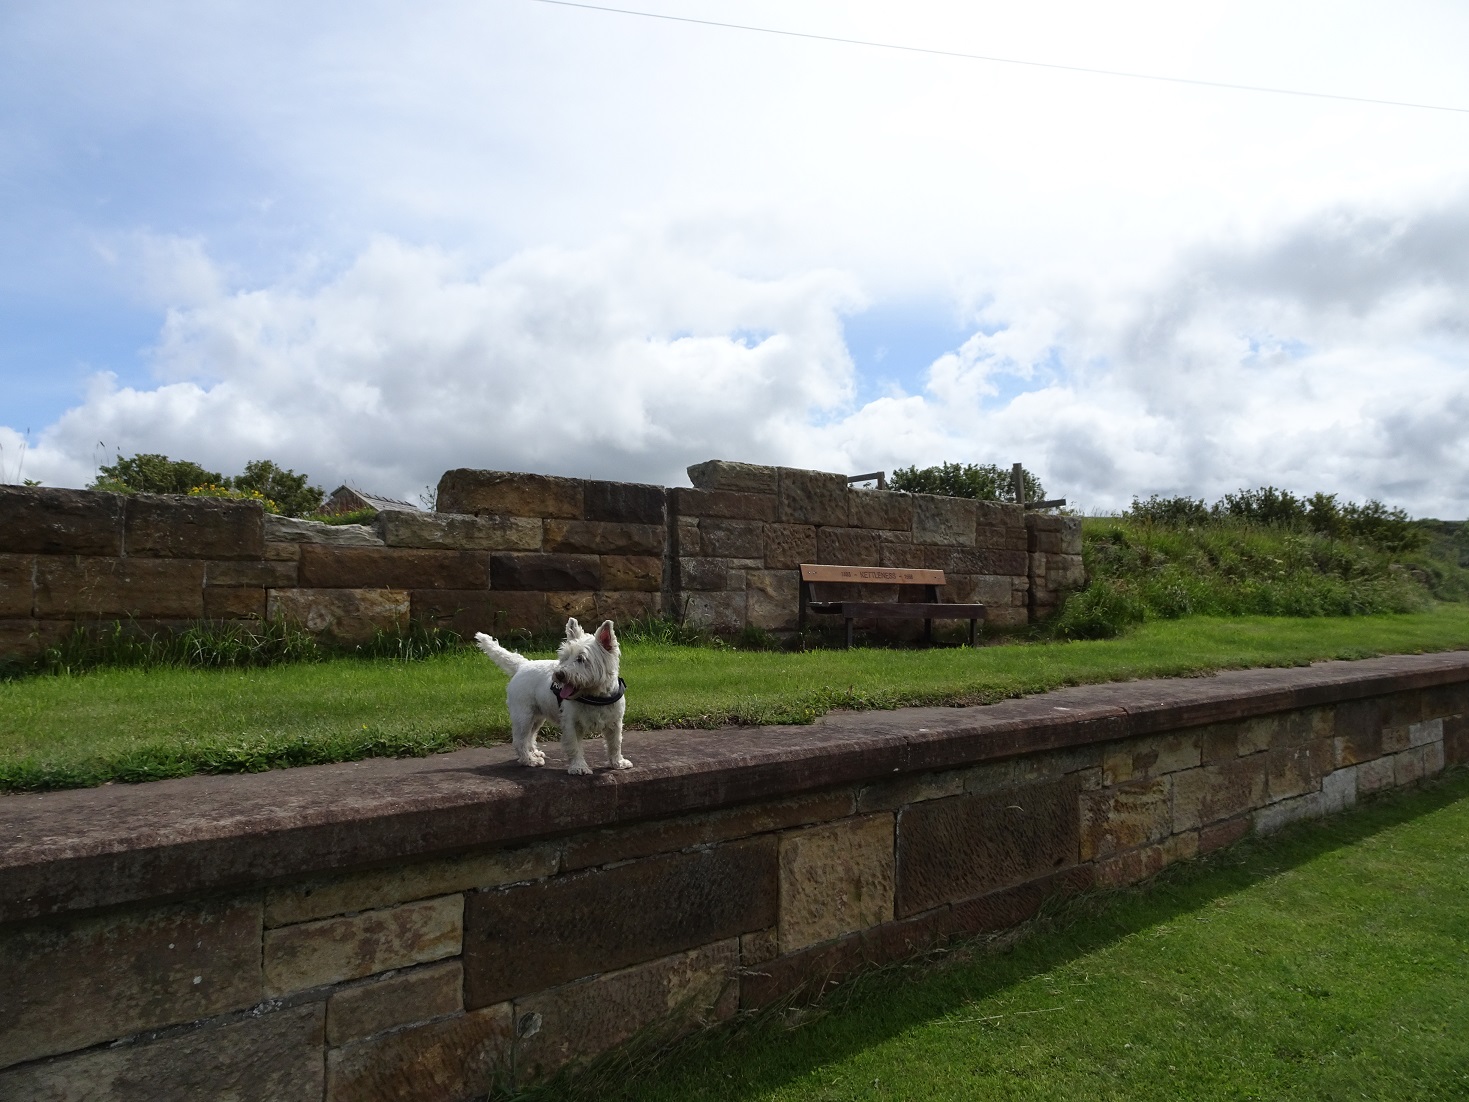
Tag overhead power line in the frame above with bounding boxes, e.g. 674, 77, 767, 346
527, 0, 1469, 116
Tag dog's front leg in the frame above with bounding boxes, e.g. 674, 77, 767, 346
561, 711, 593, 776
606, 722, 633, 770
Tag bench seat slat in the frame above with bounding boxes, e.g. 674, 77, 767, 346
805, 602, 986, 619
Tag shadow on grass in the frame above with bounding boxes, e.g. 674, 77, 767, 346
504, 767, 1469, 1102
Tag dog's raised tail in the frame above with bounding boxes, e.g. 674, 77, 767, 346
473, 632, 528, 676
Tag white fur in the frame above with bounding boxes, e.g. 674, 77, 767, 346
474, 618, 631, 776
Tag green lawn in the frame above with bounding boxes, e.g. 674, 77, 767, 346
4, 608, 1469, 792
523, 769, 1469, 1102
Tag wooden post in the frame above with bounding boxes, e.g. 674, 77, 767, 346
1012, 462, 1027, 507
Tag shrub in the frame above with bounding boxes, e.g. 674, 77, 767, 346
91, 453, 224, 495
889, 462, 1044, 503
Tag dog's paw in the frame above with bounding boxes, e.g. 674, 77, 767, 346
611, 756, 633, 770
517, 750, 546, 767
567, 759, 593, 776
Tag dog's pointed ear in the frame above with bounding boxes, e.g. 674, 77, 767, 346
564, 617, 584, 640
595, 620, 617, 652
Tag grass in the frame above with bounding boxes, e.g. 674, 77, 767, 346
4, 607, 1469, 792
513, 768, 1469, 1102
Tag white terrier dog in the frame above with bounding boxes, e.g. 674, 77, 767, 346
474, 618, 631, 776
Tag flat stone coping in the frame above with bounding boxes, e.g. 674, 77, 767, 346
3, 651, 1466, 925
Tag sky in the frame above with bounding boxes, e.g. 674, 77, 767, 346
2, 0, 1467, 514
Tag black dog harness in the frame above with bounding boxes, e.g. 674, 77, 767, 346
552, 676, 627, 708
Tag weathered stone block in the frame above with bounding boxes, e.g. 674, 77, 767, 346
0, 897, 263, 1069
1047, 554, 1086, 589
1334, 717, 1383, 766
987, 605, 1029, 628
944, 547, 1029, 576
1382, 725, 1412, 753
297, 546, 488, 590
583, 480, 667, 525
777, 468, 848, 527
1356, 755, 1396, 793
848, 490, 913, 531
1408, 717, 1444, 748
670, 487, 777, 522
912, 494, 977, 546
546, 591, 598, 623
490, 552, 600, 591
1031, 528, 1064, 554
437, 468, 583, 519
513, 941, 738, 1081
268, 588, 409, 643
543, 520, 663, 556
878, 539, 928, 569
600, 555, 662, 592
266, 515, 384, 546
0, 1003, 324, 1102
1321, 767, 1358, 814
973, 499, 1024, 527
697, 518, 764, 559
204, 559, 298, 587
266, 843, 558, 927
264, 895, 463, 995
0, 555, 33, 616
1093, 831, 1200, 889
674, 520, 701, 556
1392, 746, 1426, 786
976, 524, 1029, 551
1102, 733, 1201, 785
896, 778, 1080, 917
124, 494, 265, 559
265, 539, 302, 561
679, 556, 740, 591
376, 509, 541, 551
858, 770, 967, 812
746, 569, 800, 631
764, 523, 817, 569
412, 590, 546, 634
327, 961, 464, 1045
815, 527, 881, 565
0, 486, 123, 555
34, 557, 205, 619
326, 1004, 511, 1102
463, 839, 775, 1007
1255, 791, 1324, 834
561, 790, 855, 872
741, 927, 779, 965
778, 814, 895, 953
1424, 739, 1446, 775
1199, 816, 1252, 853
948, 866, 1096, 938
687, 460, 780, 495
1444, 715, 1469, 766
963, 745, 1102, 795
1172, 757, 1268, 831
0, 619, 57, 658
1265, 740, 1332, 802
204, 585, 266, 620
1079, 777, 1172, 860
595, 590, 661, 623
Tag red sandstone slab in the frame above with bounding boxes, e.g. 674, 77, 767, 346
1, 652, 1466, 925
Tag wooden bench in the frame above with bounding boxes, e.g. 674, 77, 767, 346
797, 564, 986, 648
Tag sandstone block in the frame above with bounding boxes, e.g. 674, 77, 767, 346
600, 555, 662, 592
123, 494, 264, 559
670, 487, 777, 522
0, 897, 263, 1069
947, 866, 1096, 939
437, 468, 583, 519
1047, 554, 1087, 590
1424, 739, 1446, 775
1392, 746, 1426, 786
326, 1004, 511, 1102
777, 468, 848, 527
911, 494, 977, 546
976, 524, 1029, 551
464, 839, 775, 1007
490, 552, 599, 591
778, 814, 895, 953
1059, 516, 1083, 553
204, 585, 266, 620
205, 559, 298, 587
1381, 724, 1412, 753
674, 520, 701, 556
1408, 717, 1444, 747
412, 590, 546, 634
0, 1003, 324, 1102
0, 486, 123, 555
746, 568, 800, 631
546, 591, 598, 623
848, 489, 913, 531
1356, 755, 1396, 794
0, 555, 33, 616
1383, 690, 1429, 729
268, 588, 409, 643
1031, 528, 1064, 554
327, 961, 464, 1045
1443, 714, 1468, 766
1172, 757, 1268, 831
513, 941, 738, 1081
1265, 740, 1332, 802
679, 556, 742, 591
962, 744, 1102, 795
1199, 816, 1252, 853
266, 843, 558, 927
974, 499, 1024, 526
562, 790, 854, 872
543, 520, 663, 555
878, 538, 928, 569
741, 927, 779, 965
815, 527, 881, 565
376, 509, 541, 551
858, 770, 968, 814
987, 605, 1029, 628
264, 895, 463, 995
595, 590, 662, 623
266, 515, 384, 546
1102, 733, 1201, 785
0, 619, 57, 658
1080, 777, 1172, 860
764, 522, 817, 569
583, 480, 667, 525
265, 540, 302, 561
697, 518, 765, 559
896, 778, 1080, 917
681, 590, 747, 632
686, 460, 780, 495
34, 556, 205, 619
1321, 767, 1358, 814
1255, 791, 1324, 834
297, 546, 488, 590
945, 547, 1029, 576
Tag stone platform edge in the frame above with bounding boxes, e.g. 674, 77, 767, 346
3, 649, 1467, 925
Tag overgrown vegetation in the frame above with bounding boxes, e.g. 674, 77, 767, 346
89, 453, 325, 516
889, 462, 1044, 503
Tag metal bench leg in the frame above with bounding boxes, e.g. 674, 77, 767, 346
845, 618, 853, 649
924, 618, 933, 644
968, 618, 977, 647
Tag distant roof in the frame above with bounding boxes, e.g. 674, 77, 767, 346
324, 485, 420, 513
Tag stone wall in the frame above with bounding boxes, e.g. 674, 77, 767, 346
0, 465, 1083, 658
2, 653, 1466, 1099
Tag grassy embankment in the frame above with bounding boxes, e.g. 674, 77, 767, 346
4, 608, 1469, 793
514, 768, 1469, 1102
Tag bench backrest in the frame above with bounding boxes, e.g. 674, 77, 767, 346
799, 564, 946, 586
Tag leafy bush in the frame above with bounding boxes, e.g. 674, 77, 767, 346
232, 459, 324, 517
312, 507, 379, 526
889, 462, 1044, 503
188, 483, 279, 511
92, 453, 224, 495
89, 452, 324, 517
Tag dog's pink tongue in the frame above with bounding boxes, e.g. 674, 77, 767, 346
556, 683, 577, 700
